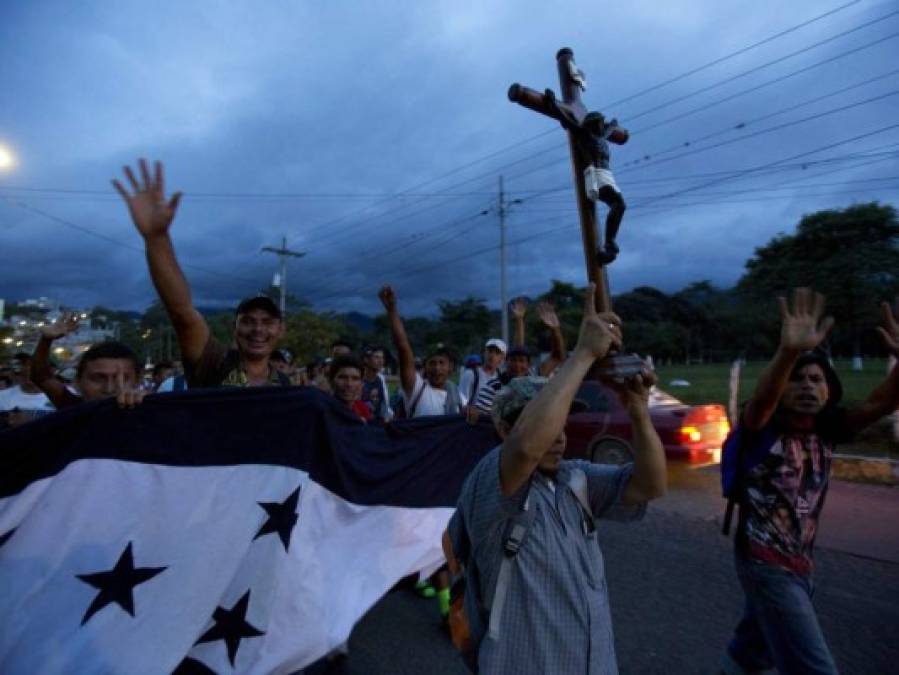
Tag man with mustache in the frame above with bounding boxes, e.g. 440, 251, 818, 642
448, 283, 667, 674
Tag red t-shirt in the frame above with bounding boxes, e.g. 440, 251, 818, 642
351, 399, 372, 422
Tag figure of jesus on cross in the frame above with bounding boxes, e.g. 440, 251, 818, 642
510, 49, 646, 383
509, 48, 629, 291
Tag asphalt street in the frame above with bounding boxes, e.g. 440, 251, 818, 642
310, 469, 899, 675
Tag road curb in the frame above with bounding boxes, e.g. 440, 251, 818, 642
832, 454, 899, 486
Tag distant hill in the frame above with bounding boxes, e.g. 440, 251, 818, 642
342, 311, 374, 332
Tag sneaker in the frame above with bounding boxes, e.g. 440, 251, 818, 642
415, 580, 436, 598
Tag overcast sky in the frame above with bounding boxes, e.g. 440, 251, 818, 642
1, 0, 897, 316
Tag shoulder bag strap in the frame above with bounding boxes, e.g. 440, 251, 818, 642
407, 379, 426, 418
487, 484, 535, 641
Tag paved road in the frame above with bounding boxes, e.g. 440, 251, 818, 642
313, 472, 899, 675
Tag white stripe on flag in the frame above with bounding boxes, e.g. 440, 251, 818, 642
0, 458, 453, 674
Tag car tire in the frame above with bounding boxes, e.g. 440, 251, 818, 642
589, 437, 633, 465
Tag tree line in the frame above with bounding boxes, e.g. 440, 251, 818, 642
117, 201, 899, 366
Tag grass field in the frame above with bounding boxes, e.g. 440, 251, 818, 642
655, 359, 898, 459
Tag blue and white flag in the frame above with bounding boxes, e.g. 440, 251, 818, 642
0, 387, 497, 674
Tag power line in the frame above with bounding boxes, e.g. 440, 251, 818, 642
517, 145, 899, 202
3, 197, 260, 285
602, 0, 863, 109
499, 33, 899, 189
633, 31, 899, 136
298, 143, 899, 301
0, 186, 498, 200
304, 127, 899, 304
282, 6, 894, 253
621, 89, 899, 172
623, 67, 899, 167
638, 121, 899, 207
620, 8, 899, 123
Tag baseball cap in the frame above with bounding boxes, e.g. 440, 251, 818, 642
464, 353, 482, 368
425, 343, 456, 364
485, 338, 507, 353
491, 376, 547, 427
507, 345, 531, 358
236, 295, 281, 319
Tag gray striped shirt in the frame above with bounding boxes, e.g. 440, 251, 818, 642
454, 446, 645, 675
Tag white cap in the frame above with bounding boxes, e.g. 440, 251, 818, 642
485, 338, 507, 353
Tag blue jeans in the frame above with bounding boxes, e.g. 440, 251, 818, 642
725, 555, 838, 675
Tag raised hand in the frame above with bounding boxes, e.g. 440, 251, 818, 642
378, 285, 398, 312
40, 313, 79, 340
536, 301, 560, 330
777, 288, 834, 353
610, 364, 657, 412
877, 301, 899, 358
116, 370, 146, 409
574, 283, 622, 360
510, 297, 528, 320
112, 159, 182, 239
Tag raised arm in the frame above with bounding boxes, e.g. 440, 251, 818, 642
846, 302, 899, 432
743, 288, 834, 431
613, 370, 667, 504
112, 159, 209, 365
511, 297, 527, 348
500, 284, 621, 495
536, 301, 567, 376
30, 314, 79, 407
378, 285, 416, 397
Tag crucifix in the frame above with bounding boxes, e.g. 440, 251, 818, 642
509, 48, 642, 381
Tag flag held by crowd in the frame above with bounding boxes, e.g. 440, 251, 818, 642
0, 387, 498, 674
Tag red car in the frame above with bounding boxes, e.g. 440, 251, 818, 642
564, 380, 730, 465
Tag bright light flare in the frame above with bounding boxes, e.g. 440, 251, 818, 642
0, 145, 16, 171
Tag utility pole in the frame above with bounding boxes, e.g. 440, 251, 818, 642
497, 176, 521, 345
261, 236, 306, 316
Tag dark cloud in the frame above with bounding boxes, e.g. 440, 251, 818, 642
1, 0, 897, 318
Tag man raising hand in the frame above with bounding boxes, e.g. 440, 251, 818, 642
113, 159, 288, 388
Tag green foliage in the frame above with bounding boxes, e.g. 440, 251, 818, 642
436, 296, 491, 355
738, 202, 899, 355
280, 309, 346, 366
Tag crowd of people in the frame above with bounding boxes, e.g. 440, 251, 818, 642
2, 158, 898, 674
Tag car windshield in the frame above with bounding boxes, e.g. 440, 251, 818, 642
574, 383, 613, 413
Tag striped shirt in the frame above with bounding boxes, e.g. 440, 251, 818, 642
459, 367, 503, 413
454, 446, 645, 675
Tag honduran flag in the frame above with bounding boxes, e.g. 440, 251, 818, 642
0, 387, 498, 674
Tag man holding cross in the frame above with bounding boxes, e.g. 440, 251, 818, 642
447, 283, 667, 675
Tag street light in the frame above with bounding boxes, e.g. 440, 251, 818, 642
0, 144, 16, 171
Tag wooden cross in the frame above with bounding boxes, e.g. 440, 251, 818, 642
509, 49, 644, 382
508, 48, 628, 313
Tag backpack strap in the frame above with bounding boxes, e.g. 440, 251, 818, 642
721, 429, 745, 536
444, 381, 462, 415
487, 484, 535, 641
567, 468, 595, 533
465, 367, 480, 407
406, 380, 427, 418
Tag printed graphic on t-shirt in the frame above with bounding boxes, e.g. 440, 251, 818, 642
743, 432, 831, 574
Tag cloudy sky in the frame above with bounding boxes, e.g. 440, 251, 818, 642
1, 0, 897, 316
